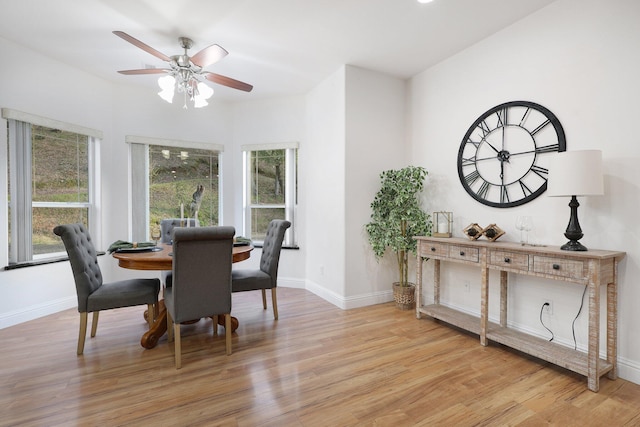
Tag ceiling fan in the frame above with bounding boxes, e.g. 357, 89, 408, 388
113, 31, 252, 107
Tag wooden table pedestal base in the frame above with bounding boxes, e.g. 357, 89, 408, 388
142, 301, 239, 349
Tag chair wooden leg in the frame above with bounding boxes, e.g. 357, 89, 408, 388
212, 315, 218, 336
90, 311, 99, 337
261, 289, 267, 309
174, 323, 182, 369
272, 288, 278, 320
77, 312, 88, 355
225, 314, 232, 355
167, 311, 174, 342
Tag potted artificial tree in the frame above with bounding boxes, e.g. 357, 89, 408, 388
366, 165, 432, 310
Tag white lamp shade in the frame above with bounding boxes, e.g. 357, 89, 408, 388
547, 150, 604, 197
157, 75, 176, 103
193, 82, 214, 108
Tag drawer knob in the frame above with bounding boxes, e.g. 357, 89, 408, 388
431, 247, 436, 252
553, 264, 560, 270
460, 251, 465, 256
504, 257, 511, 263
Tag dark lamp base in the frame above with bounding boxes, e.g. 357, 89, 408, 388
560, 195, 588, 251
561, 240, 588, 251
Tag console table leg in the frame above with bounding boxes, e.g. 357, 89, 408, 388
607, 258, 619, 380
587, 261, 600, 392
500, 271, 508, 328
480, 253, 488, 347
416, 254, 423, 319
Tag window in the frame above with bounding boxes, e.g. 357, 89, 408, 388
242, 143, 297, 246
3, 109, 100, 264
129, 137, 221, 242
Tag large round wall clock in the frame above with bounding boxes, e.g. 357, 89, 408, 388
457, 100, 566, 208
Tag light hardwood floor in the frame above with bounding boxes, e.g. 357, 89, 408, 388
2, 287, 640, 426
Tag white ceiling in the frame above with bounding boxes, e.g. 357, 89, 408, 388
0, 0, 557, 102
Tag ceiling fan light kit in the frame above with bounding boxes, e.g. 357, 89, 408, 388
113, 31, 253, 109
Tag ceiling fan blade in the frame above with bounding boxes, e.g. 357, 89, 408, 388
117, 69, 169, 75
190, 44, 228, 68
204, 72, 253, 92
113, 31, 172, 62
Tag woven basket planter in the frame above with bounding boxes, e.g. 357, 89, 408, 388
393, 282, 416, 310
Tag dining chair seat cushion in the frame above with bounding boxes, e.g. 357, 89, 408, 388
231, 269, 271, 292
86, 279, 161, 313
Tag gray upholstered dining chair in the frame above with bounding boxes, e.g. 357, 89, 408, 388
232, 219, 291, 320
164, 226, 235, 369
53, 223, 161, 355
159, 218, 199, 288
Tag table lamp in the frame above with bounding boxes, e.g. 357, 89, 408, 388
547, 150, 604, 251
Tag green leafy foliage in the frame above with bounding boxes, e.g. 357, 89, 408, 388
366, 166, 432, 286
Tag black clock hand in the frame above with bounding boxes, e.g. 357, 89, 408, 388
480, 137, 501, 154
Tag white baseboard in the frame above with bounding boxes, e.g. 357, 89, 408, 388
302, 279, 393, 309
277, 276, 306, 289
617, 357, 640, 386
0, 296, 76, 329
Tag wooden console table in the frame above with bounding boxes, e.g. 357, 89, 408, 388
415, 236, 625, 392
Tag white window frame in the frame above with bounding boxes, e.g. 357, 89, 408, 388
128, 136, 223, 242
3, 108, 101, 263
242, 142, 297, 246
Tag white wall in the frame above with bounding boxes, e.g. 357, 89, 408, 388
344, 66, 407, 305
0, 37, 115, 324
408, 0, 640, 384
303, 67, 347, 305
302, 65, 407, 308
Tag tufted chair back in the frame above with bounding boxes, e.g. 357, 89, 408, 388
259, 220, 291, 288
164, 225, 235, 368
54, 223, 160, 355
159, 218, 199, 287
160, 218, 200, 244
53, 223, 103, 312
231, 219, 290, 320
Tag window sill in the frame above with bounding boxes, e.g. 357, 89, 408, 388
4, 251, 106, 270
252, 244, 299, 250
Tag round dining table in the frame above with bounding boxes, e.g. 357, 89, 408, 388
113, 243, 253, 349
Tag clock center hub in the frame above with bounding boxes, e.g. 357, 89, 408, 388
497, 150, 511, 162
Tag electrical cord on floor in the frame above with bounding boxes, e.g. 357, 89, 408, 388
540, 302, 554, 342
572, 285, 588, 350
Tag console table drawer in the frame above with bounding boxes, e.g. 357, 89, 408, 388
421, 242, 448, 258
489, 250, 529, 271
532, 256, 585, 280
449, 245, 479, 263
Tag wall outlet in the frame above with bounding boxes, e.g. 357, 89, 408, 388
542, 299, 553, 315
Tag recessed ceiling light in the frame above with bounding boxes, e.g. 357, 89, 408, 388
418, 0, 434, 3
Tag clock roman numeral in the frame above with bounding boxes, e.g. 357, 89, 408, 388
531, 119, 551, 135
534, 144, 559, 154
519, 180, 533, 197
466, 137, 481, 148
478, 120, 491, 137
464, 170, 481, 186
461, 156, 476, 167
519, 107, 531, 127
496, 108, 508, 128
530, 165, 549, 179
500, 185, 510, 204
476, 181, 490, 199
